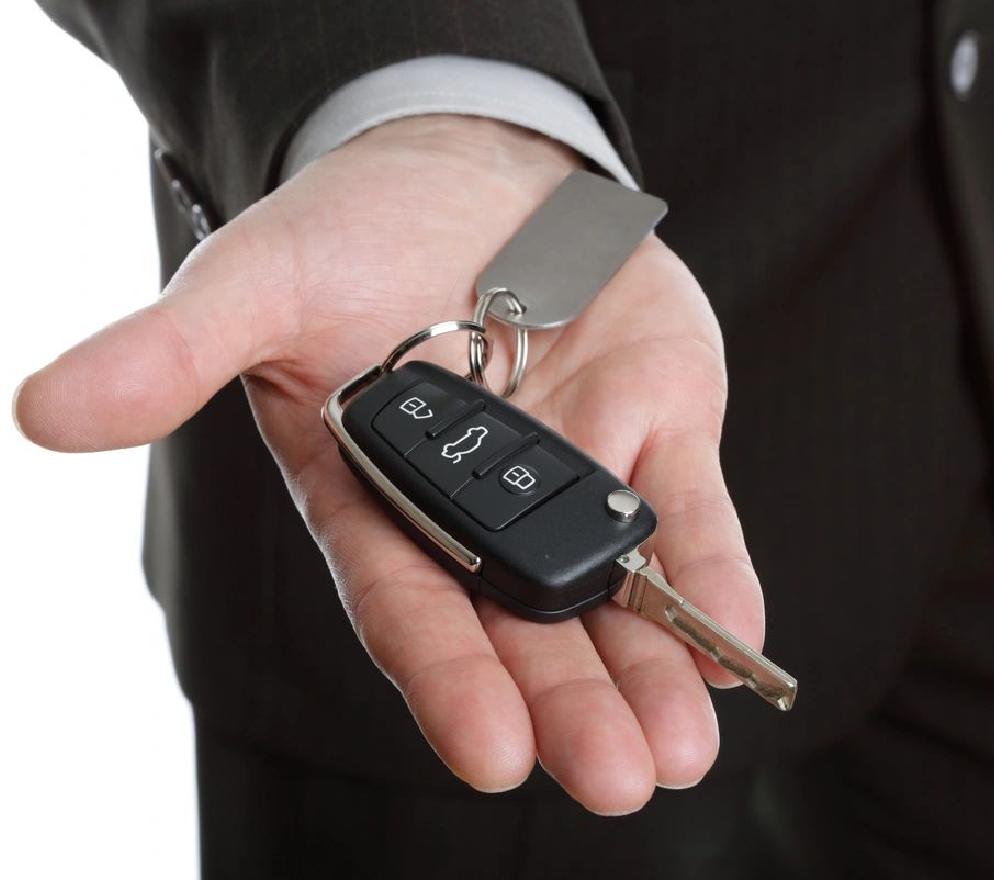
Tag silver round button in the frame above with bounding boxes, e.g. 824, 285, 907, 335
606, 489, 641, 523
950, 31, 980, 100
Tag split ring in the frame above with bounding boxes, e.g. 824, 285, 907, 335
468, 289, 529, 398
381, 319, 489, 374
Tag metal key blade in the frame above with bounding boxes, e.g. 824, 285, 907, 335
614, 549, 797, 711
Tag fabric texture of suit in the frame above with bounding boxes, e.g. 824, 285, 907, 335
37, 1, 994, 876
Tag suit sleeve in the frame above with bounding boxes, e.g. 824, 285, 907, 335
35, 0, 639, 222
280, 56, 638, 189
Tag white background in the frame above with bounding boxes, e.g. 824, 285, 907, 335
1, 4, 197, 877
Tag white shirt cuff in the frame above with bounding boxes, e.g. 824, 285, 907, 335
280, 55, 637, 189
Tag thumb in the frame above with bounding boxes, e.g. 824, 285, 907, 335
12, 229, 291, 452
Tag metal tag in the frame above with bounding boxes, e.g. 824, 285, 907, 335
476, 170, 667, 329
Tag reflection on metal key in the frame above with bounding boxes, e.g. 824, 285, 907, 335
615, 549, 797, 710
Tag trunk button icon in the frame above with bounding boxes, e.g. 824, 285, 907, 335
441, 426, 489, 464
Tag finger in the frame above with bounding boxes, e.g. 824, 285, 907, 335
476, 600, 656, 815
297, 448, 536, 793
631, 428, 765, 688
13, 222, 295, 452
583, 600, 719, 788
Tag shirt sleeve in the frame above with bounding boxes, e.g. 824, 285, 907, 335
280, 55, 637, 189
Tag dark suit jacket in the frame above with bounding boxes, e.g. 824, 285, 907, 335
38, 0, 994, 788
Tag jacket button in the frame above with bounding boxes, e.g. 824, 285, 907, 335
950, 31, 980, 100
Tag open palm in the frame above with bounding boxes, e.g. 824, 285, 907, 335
15, 116, 764, 814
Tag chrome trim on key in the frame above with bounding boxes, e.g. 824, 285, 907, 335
322, 366, 483, 574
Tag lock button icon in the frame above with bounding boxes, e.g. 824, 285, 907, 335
501, 464, 540, 495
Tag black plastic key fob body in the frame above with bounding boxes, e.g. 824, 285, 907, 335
328, 361, 657, 622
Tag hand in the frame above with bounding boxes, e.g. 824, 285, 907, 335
13, 116, 763, 814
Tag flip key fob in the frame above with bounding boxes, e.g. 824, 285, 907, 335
324, 360, 656, 622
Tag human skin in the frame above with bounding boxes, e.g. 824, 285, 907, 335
13, 115, 764, 815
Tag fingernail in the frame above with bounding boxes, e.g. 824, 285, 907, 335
711, 679, 743, 689
657, 777, 704, 790
11, 376, 29, 439
474, 778, 528, 794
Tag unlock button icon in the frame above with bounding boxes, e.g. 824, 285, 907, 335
399, 396, 433, 420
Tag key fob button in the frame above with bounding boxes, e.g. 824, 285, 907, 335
499, 463, 540, 495
373, 383, 465, 456
455, 445, 577, 530
407, 414, 520, 496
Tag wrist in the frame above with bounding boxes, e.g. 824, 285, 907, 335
341, 113, 583, 189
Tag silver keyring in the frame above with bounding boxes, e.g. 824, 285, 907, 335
381, 319, 488, 374
469, 289, 529, 398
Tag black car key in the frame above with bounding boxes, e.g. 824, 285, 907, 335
324, 359, 797, 710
